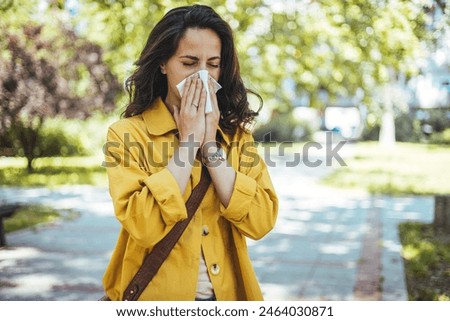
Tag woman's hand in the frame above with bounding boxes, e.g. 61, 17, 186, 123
172, 74, 207, 147
200, 79, 236, 207
203, 78, 220, 147
167, 74, 207, 195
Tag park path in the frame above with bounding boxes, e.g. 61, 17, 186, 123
0, 142, 434, 300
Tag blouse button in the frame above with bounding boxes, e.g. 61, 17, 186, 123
202, 225, 209, 236
210, 263, 220, 275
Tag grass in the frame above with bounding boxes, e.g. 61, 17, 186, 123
321, 142, 450, 195
4, 204, 79, 233
399, 222, 450, 301
0, 156, 108, 187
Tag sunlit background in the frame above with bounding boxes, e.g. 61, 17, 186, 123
0, 0, 449, 301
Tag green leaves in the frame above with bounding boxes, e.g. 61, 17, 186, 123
2, 0, 436, 113
0, 3, 121, 171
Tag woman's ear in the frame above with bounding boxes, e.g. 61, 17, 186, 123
160, 63, 167, 74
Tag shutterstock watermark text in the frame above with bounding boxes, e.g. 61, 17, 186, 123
102, 131, 347, 168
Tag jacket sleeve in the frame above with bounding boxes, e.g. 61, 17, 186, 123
219, 132, 278, 240
104, 126, 187, 248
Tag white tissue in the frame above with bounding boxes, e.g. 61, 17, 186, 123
176, 70, 222, 113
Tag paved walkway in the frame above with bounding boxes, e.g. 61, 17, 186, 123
0, 144, 434, 301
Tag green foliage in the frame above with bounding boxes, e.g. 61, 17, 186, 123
253, 111, 296, 142
399, 222, 450, 300
73, 0, 433, 111
38, 120, 87, 157
36, 113, 117, 158
429, 128, 450, 145
360, 115, 381, 141
0, 1, 441, 164
293, 119, 315, 142
1, 119, 88, 158
394, 113, 423, 143
361, 108, 450, 143
419, 108, 450, 134
0, 4, 121, 172
245, 0, 429, 109
0, 0, 38, 29
253, 110, 315, 142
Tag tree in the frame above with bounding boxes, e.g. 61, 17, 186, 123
0, 20, 121, 172
75, 1, 433, 107
85, 0, 428, 96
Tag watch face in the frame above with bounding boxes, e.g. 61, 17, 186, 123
206, 148, 225, 163
216, 148, 224, 159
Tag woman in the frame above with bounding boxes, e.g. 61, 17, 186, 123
103, 4, 278, 301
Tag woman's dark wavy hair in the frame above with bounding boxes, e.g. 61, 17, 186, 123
123, 4, 261, 134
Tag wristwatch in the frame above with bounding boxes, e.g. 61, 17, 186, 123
202, 147, 226, 166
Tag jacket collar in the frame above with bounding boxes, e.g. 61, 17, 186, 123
142, 97, 177, 136
217, 126, 231, 146
142, 97, 231, 146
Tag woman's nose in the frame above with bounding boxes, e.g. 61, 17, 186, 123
198, 61, 208, 72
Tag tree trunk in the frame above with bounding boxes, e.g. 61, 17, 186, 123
434, 195, 450, 233
17, 118, 42, 174
26, 156, 34, 174
379, 85, 396, 148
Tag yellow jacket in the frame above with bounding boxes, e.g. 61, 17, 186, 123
103, 97, 278, 300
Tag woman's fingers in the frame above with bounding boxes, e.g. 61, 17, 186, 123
176, 73, 207, 144
182, 74, 200, 114
202, 80, 220, 144
197, 85, 207, 115
180, 75, 193, 109
191, 78, 203, 111
208, 80, 219, 114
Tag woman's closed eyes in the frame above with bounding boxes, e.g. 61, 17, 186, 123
181, 61, 220, 68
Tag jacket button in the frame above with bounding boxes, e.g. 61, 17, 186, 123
210, 263, 220, 275
202, 225, 209, 236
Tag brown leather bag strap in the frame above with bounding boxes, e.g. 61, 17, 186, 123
122, 167, 211, 301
